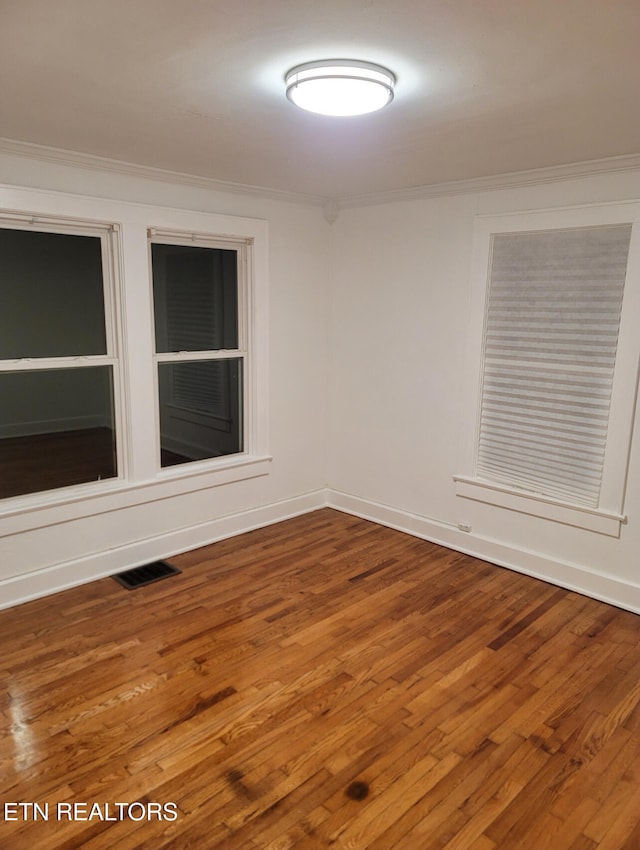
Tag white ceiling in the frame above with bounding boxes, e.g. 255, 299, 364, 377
2, 0, 639, 201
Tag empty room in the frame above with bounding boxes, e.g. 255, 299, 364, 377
1, 1, 639, 847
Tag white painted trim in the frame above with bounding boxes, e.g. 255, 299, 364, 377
0, 456, 273, 535
0, 489, 327, 611
326, 489, 640, 615
0, 137, 326, 207
2, 137, 640, 209
0, 184, 272, 529
457, 202, 640, 533
453, 477, 625, 538
339, 154, 640, 207
2, 488, 639, 616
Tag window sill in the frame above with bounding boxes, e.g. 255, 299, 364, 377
454, 476, 625, 537
0, 455, 272, 535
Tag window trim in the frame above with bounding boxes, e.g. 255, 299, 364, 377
148, 230, 250, 471
455, 201, 640, 537
0, 185, 270, 534
0, 213, 127, 492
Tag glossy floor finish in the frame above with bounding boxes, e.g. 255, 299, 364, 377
1, 509, 639, 849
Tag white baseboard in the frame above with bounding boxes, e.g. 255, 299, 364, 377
327, 489, 640, 615
0, 489, 327, 610
3, 486, 639, 616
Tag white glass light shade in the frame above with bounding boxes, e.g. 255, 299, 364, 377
285, 60, 395, 116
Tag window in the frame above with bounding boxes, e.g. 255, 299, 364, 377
456, 204, 640, 536
477, 224, 630, 508
0, 219, 121, 500
0, 189, 269, 529
149, 233, 248, 468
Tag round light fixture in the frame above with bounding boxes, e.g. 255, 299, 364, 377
285, 59, 395, 117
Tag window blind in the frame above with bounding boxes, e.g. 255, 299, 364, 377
477, 224, 631, 508
172, 361, 228, 417
165, 252, 223, 352
164, 250, 228, 418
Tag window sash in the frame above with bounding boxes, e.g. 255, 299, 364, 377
0, 215, 125, 498
149, 232, 250, 469
148, 233, 248, 353
0, 221, 120, 361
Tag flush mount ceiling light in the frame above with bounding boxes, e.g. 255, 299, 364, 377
285, 59, 395, 116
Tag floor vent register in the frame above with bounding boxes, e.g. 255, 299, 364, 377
112, 560, 181, 590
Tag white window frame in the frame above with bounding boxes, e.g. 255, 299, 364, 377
455, 201, 640, 537
0, 210, 127, 501
0, 186, 270, 535
148, 228, 251, 470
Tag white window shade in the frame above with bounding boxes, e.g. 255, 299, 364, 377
477, 225, 631, 508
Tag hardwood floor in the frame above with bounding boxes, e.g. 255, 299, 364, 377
1, 508, 639, 849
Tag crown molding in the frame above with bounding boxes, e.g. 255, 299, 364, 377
338, 153, 640, 208
0, 137, 326, 207
1, 137, 640, 211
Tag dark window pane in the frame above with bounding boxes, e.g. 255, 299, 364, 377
0, 228, 107, 358
0, 367, 117, 499
158, 359, 242, 466
151, 243, 238, 352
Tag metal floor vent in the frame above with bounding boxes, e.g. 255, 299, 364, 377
113, 560, 181, 590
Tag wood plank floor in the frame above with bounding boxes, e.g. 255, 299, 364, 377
1, 508, 639, 849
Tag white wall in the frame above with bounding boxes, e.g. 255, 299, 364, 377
328, 170, 640, 613
2, 147, 640, 614
0, 151, 330, 607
